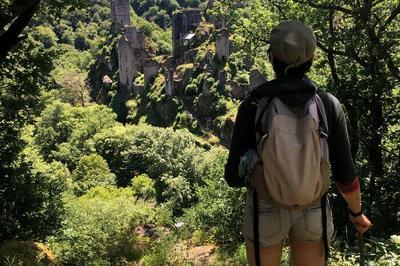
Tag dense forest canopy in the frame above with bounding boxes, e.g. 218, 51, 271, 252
0, 0, 399, 264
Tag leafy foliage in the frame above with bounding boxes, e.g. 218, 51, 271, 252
34, 101, 117, 166
47, 186, 154, 264
0, 26, 61, 242
71, 154, 116, 196
131, 0, 202, 29
182, 149, 246, 245
131, 174, 156, 201
56, 70, 91, 107
1, 0, 399, 264
0, 133, 68, 242
131, 11, 172, 54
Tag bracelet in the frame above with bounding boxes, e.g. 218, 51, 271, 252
349, 207, 363, 217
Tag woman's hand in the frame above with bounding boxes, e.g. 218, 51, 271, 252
349, 214, 372, 234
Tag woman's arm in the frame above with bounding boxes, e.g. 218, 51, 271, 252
321, 91, 372, 234
337, 179, 372, 233
224, 97, 257, 187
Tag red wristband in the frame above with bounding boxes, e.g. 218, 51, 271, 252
336, 177, 360, 194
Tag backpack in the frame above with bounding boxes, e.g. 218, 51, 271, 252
251, 93, 331, 266
253, 93, 330, 208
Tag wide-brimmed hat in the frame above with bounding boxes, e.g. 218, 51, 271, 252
270, 21, 316, 71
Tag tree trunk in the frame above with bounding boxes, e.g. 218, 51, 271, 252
366, 96, 384, 211
0, 0, 40, 61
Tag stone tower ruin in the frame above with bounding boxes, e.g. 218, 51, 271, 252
110, 0, 150, 94
172, 8, 202, 67
110, 0, 131, 26
216, 27, 230, 61
117, 26, 149, 93
124, 26, 145, 49
117, 31, 137, 91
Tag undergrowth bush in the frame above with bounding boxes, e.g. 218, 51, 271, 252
182, 149, 246, 246
131, 173, 156, 202
47, 186, 154, 264
71, 154, 115, 196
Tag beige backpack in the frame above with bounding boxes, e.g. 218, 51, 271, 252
254, 94, 330, 208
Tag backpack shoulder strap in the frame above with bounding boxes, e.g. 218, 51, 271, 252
315, 94, 329, 136
253, 96, 272, 156
254, 97, 270, 129
254, 96, 270, 136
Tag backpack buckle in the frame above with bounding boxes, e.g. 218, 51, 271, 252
319, 130, 328, 139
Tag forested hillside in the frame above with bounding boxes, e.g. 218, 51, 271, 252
0, 0, 399, 264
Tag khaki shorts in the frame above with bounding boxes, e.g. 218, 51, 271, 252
243, 190, 334, 247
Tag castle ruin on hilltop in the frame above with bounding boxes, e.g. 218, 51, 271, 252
110, 0, 236, 97
106, 0, 271, 147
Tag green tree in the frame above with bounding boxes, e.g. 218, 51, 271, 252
91, 124, 207, 188
57, 70, 91, 107
0, 0, 86, 60
0, 133, 69, 241
183, 149, 245, 245
131, 174, 156, 201
34, 102, 77, 160
0, 32, 60, 242
161, 174, 192, 215
34, 102, 118, 166
0, 0, 90, 243
31, 25, 58, 49
89, 125, 135, 186
71, 154, 116, 196
47, 186, 154, 264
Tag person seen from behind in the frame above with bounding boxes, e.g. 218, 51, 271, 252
224, 21, 372, 266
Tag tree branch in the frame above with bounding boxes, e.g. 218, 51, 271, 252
317, 40, 369, 68
0, 0, 41, 61
384, 3, 400, 25
317, 40, 346, 55
378, 3, 400, 35
386, 55, 400, 82
0, 0, 39, 30
292, 0, 355, 15
360, 2, 400, 83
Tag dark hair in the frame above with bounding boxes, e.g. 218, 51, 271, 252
270, 55, 313, 79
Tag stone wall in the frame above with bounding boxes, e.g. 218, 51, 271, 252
117, 36, 137, 91
144, 59, 161, 86
216, 28, 230, 61
124, 26, 145, 49
218, 70, 227, 85
172, 9, 202, 66
110, 0, 130, 26
172, 9, 202, 38
165, 68, 175, 96
117, 25, 150, 93
133, 49, 150, 72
